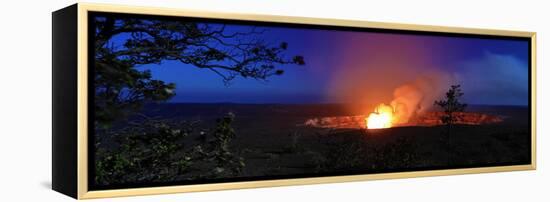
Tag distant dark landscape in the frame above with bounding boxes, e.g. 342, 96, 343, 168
96, 103, 530, 180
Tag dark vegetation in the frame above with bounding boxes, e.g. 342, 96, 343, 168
124, 103, 530, 179
93, 15, 305, 128
95, 113, 246, 185
93, 15, 304, 186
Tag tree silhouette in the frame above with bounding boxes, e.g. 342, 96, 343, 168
93, 16, 305, 127
434, 84, 467, 163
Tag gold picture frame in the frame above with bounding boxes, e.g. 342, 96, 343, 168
52, 3, 536, 199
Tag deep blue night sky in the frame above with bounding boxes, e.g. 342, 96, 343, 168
105, 20, 529, 106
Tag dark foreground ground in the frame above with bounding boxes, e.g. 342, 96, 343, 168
95, 103, 531, 187
138, 103, 531, 177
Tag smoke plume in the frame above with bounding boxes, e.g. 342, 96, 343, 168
390, 76, 450, 124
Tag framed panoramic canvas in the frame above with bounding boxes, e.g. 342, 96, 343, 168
52, 3, 536, 199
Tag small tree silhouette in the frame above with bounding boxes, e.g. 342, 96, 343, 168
434, 85, 467, 164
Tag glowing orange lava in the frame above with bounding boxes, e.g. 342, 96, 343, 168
366, 104, 394, 129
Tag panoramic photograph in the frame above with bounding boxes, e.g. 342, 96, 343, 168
90, 14, 531, 188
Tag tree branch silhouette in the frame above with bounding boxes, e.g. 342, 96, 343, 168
93, 16, 305, 127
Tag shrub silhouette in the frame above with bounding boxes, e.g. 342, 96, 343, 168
95, 113, 244, 185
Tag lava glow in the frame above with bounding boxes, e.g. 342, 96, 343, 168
366, 104, 394, 129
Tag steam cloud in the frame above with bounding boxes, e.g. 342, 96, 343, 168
390, 76, 450, 124
325, 33, 528, 124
